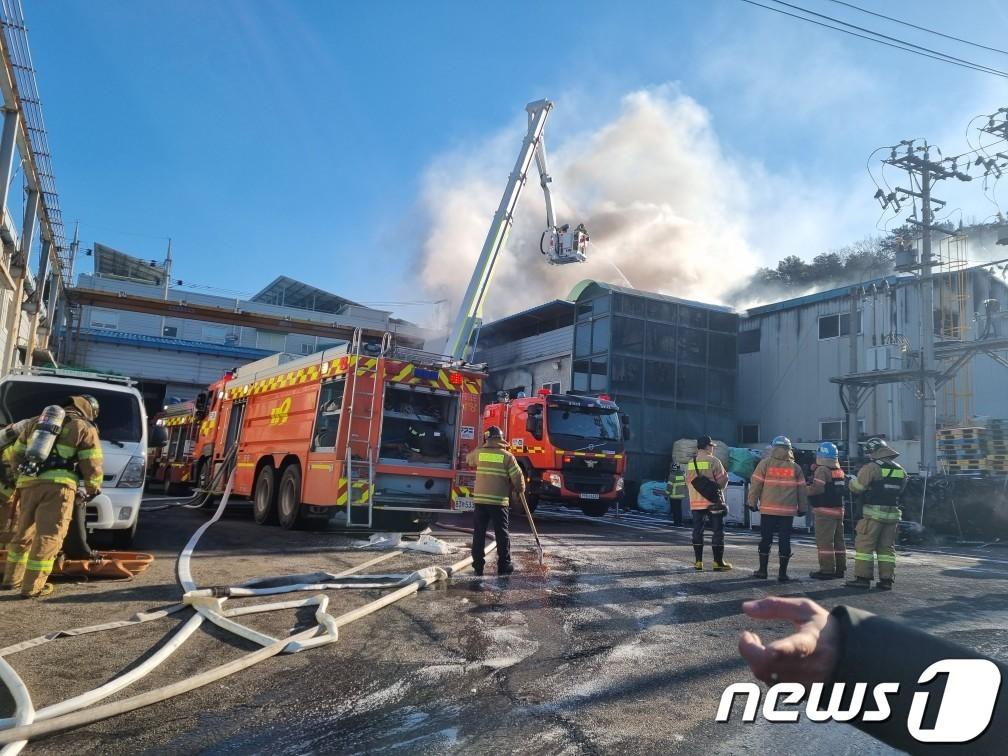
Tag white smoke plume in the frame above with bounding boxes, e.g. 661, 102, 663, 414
416, 85, 848, 327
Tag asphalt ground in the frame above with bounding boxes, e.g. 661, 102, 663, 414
1, 496, 1007, 755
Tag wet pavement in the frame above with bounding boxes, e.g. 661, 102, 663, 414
2, 498, 1008, 754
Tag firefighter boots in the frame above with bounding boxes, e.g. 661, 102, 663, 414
847, 576, 871, 589
877, 578, 893, 591
753, 552, 769, 579
778, 556, 792, 582
712, 546, 732, 571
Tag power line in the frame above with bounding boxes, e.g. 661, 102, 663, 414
735, 0, 1008, 79
768, 0, 1008, 77
826, 0, 1008, 57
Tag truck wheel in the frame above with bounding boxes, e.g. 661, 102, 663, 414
253, 466, 278, 525
111, 516, 138, 549
277, 465, 304, 530
581, 501, 610, 517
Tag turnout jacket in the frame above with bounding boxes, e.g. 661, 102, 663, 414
850, 459, 906, 523
685, 450, 728, 511
748, 446, 807, 517
9, 397, 104, 495
806, 459, 846, 518
466, 438, 525, 506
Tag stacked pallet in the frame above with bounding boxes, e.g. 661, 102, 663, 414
984, 418, 1008, 473
937, 419, 1008, 473
938, 427, 987, 472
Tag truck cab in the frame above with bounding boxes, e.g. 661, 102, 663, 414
483, 389, 627, 516
0, 368, 149, 546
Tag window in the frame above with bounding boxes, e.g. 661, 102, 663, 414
677, 327, 707, 364
614, 293, 646, 317
574, 322, 591, 357
257, 330, 287, 352
819, 311, 862, 340
676, 364, 705, 404
819, 419, 866, 441
590, 358, 608, 392
708, 332, 736, 370
681, 307, 708, 329
592, 316, 610, 353
708, 311, 737, 333
610, 356, 642, 393
707, 370, 734, 407
644, 360, 676, 397
645, 299, 677, 323
573, 359, 590, 392
90, 309, 119, 331
739, 424, 760, 444
312, 379, 346, 450
738, 328, 761, 354
645, 321, 677, 359
162, 325, 178, 338
612, 316, 644, 353
202, 325, 229, 344
301, 343, 314, 355
541, 381, 561, 394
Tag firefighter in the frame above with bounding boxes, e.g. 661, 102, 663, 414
466, 425, 523, 577
747, 435, 807, 582
806, 441, 848, 580
847, 437, 906, 591
2, 395, 103, 598
0, 420, 32, 545
666, 461, 686, 527
686, 436, 731, 571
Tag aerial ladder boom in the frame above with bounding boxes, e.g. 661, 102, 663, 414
444, 99, 588, 362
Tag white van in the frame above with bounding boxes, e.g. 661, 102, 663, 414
0, 367, 148, 547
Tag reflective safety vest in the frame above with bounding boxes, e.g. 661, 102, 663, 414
809, 466, 846, 518
863, 461, 905, 523
466, 440, 525, 506
667, 473, 686, 500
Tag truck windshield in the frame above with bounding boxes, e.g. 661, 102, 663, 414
0, 382, 143, 444
546, 405, 621, 442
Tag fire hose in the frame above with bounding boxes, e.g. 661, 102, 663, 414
0, 447, 494, 750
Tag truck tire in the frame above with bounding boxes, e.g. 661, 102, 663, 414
277, 464, 305, 530
253, 465, 278, 525
581, 501, 610, 517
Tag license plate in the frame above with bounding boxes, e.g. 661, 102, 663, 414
454, 498, 475, 512
579, 493, 600, 500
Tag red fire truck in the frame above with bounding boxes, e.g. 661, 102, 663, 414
191, 334, 485, 529
148, 400, 200, 494
483, 388, 627, 516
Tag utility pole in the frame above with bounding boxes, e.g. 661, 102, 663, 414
878, 140, 972, 475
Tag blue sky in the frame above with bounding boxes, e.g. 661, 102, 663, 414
27, 0, 1008, 323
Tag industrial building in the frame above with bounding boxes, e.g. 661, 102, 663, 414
62, 244, 429, 414
475, 280, 738, 483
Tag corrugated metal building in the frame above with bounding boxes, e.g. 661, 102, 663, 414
737, 266, 1008, 469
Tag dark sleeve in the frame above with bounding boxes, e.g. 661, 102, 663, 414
830, 605, 1008, 754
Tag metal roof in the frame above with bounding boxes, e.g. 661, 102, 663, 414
77, 328, 275, 359
567, 279, 735, 313
477, 299, 574, 344
251, 276, 359, 313
93, 243, 167, 285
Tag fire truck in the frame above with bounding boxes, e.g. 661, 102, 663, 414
483, 388, 627, 516
148, 400, 200, 493
191, 333, 486, 529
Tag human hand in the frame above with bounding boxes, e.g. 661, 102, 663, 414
738, 597, 839, 687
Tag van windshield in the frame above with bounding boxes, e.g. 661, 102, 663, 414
0, 382, 143, 444
546, 405, 622, 442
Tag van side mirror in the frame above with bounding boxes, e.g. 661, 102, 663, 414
620, 413, 631, 441
149, 425, 170, 448
525, 405, 543, 440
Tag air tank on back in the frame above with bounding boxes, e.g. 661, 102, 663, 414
18, 405, 66, 476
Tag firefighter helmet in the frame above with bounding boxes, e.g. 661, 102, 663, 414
484, 425, 504, 441
864, 437, 897, 459
771, 435, 792, 449
817, 441, 839, 459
